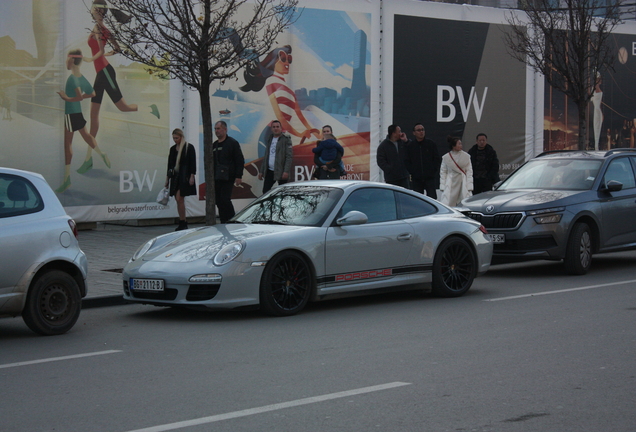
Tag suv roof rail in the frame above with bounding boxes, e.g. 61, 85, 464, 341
604, 148, 636, 156
536, 150, 577, 157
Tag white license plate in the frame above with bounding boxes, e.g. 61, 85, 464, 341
487, 233, 505, 244
130, 278, 164, 291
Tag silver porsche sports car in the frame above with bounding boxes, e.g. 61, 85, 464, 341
123, 180, 492, 316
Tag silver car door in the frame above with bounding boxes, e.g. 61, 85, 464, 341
324, 187, 415, 288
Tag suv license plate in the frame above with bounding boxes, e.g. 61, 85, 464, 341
130, 278, 165, 291
487, 233, 505, 244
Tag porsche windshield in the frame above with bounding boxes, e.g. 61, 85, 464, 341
499, 159, 602, 191
233, 186, 343, 226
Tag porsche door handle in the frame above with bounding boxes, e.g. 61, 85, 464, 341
397, 233, 412, 241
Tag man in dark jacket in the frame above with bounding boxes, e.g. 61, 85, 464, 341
405, 123, 441, 199
212, 120, 245, 223
468, 133, 500, 195
377, 124, 410, 188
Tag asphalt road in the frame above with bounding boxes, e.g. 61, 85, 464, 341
2, 252, 635, 432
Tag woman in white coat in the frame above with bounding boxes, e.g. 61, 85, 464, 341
440, 136, 473, 206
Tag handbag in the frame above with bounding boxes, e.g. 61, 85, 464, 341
156, 186, 170, 205
215, 164, 230, 181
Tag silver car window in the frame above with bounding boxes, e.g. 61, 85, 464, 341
338, 188, 397, 223
234, 186, 343, 226
396, 191, 437, 219
0, 174, 44, 218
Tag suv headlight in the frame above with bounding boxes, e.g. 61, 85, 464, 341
533, 214, 562, 224
527, 207, 564, 224
213, 241, 244, 266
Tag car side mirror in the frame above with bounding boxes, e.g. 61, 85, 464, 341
602, 180, 623, 192
336, 210, 368, 226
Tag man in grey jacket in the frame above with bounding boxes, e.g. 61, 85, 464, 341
259, 120, 293, 193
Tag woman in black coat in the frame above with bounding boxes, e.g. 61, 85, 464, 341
165, 128, 196, 230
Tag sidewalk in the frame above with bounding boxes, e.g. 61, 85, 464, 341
79, 222, 203, 308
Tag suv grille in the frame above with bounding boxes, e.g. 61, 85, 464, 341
465, 212, 523, 229
494, 235, 557, 252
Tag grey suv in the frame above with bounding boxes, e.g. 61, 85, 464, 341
460, 149, 636, 274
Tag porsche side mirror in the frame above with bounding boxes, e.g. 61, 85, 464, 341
336, 211, 368, 226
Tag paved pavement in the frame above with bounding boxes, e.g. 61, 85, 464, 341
79, 222, 203, 308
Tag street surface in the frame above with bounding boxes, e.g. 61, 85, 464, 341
2, 252, 635, 432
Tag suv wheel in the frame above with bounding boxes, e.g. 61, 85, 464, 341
564, 222, 592, 275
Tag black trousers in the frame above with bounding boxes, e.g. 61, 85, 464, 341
473, 178, 493, 195
387, 177, 410, 189
411, 178, 438, 199
215, 180, 235, 223
262, 169, 288, 194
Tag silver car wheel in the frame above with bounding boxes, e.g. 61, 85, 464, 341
22, 270, 82, 336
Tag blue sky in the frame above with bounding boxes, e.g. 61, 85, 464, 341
293, 9, 371, 69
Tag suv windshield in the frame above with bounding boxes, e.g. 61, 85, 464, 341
498, 159, 602, 191
233, 186, 343, 226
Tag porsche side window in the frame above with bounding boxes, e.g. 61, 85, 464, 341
0, 175, 44, 218
603, 158, 636, 189
396, 192, 437, 219
340, 188, 396, 223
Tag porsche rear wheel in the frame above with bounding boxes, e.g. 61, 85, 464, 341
260, 251, 312, 316
431, 237, 476, 297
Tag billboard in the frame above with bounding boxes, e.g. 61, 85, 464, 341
201, 6, 373, 202
0, 0, 172, 222
0, 1, 375, 221
392, 13, 528, 178
544, 32, 636, 152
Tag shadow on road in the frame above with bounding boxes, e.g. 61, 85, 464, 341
486, 252, 636, 279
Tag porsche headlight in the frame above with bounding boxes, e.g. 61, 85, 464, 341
130, 238, 156, 262
213, 241, 244, 266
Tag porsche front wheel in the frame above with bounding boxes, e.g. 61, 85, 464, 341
260, 251, 312, 316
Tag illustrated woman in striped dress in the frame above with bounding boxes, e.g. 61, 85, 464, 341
241, 45, 320, 142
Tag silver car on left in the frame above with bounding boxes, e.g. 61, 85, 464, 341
0, 168, 87, 335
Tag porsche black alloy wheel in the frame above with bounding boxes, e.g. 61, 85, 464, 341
432, 237, 476, 297
260, 251, 312, 316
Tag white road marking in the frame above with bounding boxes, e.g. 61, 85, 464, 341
484, 279, 636, 302
0, 350, 122, 369
125, 382, 412, 432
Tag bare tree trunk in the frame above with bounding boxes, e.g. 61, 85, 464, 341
577, 102, 587, 151
200, 83, 216, 225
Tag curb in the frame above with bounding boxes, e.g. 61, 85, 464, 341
82, 295, 129, 309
